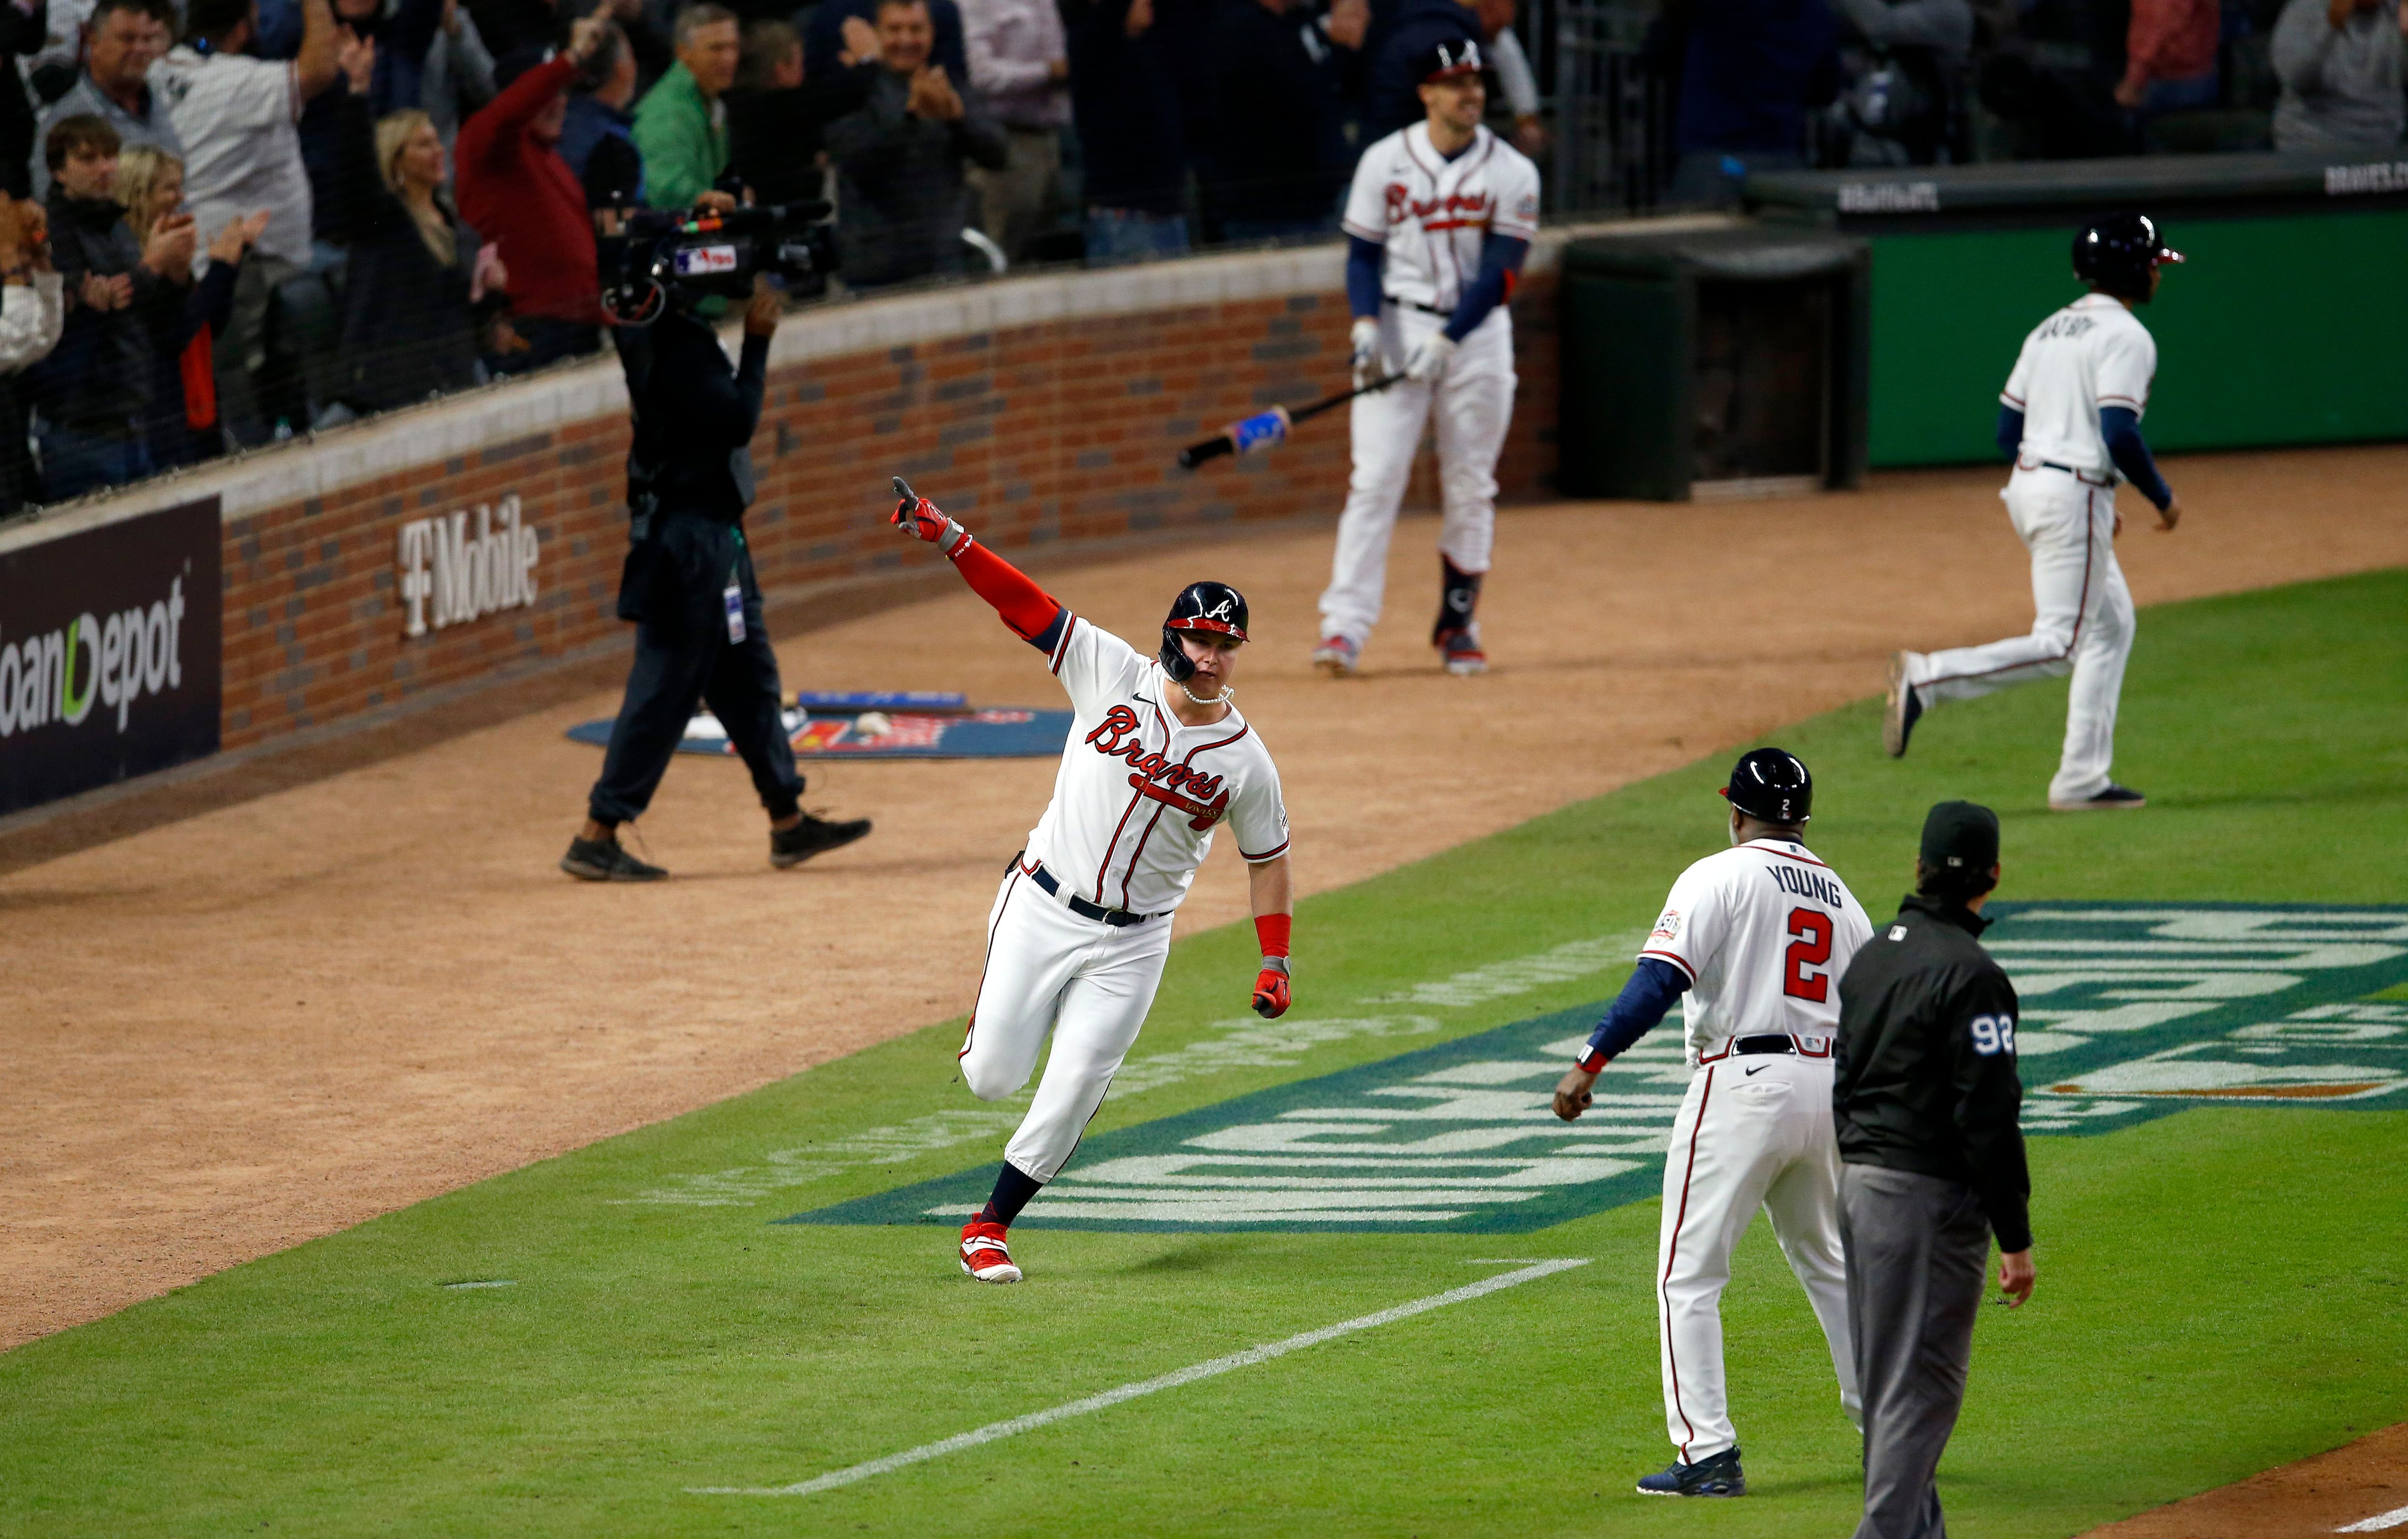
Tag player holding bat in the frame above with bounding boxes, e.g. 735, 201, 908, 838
888, 479, 1295, 1286
1314, 37, 1539, 679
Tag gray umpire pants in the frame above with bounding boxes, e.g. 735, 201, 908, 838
1839, 1162, 1993, 1539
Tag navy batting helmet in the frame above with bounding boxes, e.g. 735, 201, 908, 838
1160, 581, 1250, 681
1419, 37, 1483, 82
2072, 213, 2183, 304
1721, 747, 1812, 825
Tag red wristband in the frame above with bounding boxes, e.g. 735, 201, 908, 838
1254, 913, 1291, 958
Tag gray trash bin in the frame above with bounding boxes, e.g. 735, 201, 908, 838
1558, 226, 1871, 501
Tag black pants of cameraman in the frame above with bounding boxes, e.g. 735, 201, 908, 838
588, 511, 802, 828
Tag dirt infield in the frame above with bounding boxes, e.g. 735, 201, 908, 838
3, 445, 2405, 1374
2083, 1422, 2408, 1537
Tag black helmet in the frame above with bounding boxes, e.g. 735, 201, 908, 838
1160, 581, 1250, 681
1722, 747, 1812, 825
2072, 213, 2183, 304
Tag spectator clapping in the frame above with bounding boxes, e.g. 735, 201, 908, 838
825, 0, 1008, 287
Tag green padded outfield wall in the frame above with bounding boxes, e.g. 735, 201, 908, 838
1867, 208, 2408, 466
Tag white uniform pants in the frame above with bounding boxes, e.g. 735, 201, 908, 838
958, 863, 1174, 1184
1317, 306, 1516, 644
1656, 1053, 1860, 1463
1903, 467, 2136, 804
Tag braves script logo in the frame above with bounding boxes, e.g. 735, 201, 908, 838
1086, 705, 1230, 829
1384, 183, 1492, 229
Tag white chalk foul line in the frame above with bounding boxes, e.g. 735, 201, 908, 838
2341, 1502, 2408, 1533
690, 1257, 1590, 1499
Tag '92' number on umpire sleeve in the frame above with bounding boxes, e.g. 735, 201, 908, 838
1970, 1014, 2017, 1056
1783, 908, 1833, 1002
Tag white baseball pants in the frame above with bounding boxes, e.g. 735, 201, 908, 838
1902, 466, 2136, 805
1656, 1052, 1860, 1464
1317, 306, 1516, 644
958, 863, 1173, 1184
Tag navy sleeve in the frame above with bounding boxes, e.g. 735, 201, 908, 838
1026, 607, 1069, 657
1576, 958, 1691, 1071
1346, 235, 1384, 320
1996, 404, 2024, 460
1442, 234, 1530, 342
2100, 405, 2172, 510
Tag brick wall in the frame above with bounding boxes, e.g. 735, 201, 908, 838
205, 264, 1558, 752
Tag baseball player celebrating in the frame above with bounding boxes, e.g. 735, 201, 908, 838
1884, 213, 2186, 811
1313, 38, 1540, 679
888, 480, 1294, 1286
1553, 749, 1871, 1498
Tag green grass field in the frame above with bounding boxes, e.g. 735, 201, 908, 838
7, 570, 2408, 1537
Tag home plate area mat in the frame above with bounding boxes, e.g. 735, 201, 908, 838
566, 691, 1073, 759
789, 901, 2408, 1235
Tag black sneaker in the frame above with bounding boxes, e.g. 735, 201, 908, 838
1636, 1446, 1745, 1498
771, 812, 873, 868
2050, 783, 2147, 812
561, 835, 667, 881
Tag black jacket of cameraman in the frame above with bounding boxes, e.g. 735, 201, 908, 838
588, 297, 802, 832
620, 304, 772, 525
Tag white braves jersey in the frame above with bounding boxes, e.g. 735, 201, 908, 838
2001, 293, 2158, 478
1340, 123, 1540, 314
1642, 839, 1874, 1066
1023, 615, 1290, 916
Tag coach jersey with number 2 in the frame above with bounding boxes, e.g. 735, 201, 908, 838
1643, 839, 1874, 1064
1023, 616, 1290, 917
1341, 123, 1540, 315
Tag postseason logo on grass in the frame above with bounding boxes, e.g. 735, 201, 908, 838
789, 902, 2408, 1235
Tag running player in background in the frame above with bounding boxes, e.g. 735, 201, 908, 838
1884, 214, 2185, 811
1313, 38, 1540, 680
889, 481, 1294, 1287
1553, 750, 1871, 1498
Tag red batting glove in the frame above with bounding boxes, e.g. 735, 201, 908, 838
891, 488, 972, 558
1252, 956, 1290, 1019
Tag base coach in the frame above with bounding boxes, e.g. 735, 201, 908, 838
563, 275, 871, 881
1832, 801, 2034, 1539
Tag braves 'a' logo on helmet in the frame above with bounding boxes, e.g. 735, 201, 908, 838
1161, 581, 1250, 681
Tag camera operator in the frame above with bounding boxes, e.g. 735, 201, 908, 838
562, 272, 874, 881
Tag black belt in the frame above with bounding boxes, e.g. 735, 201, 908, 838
2029, 459, 2114, 487
1026, 861, 1156, 927
1383, 293, 1451, 317
1734, 1034, 1797, 1056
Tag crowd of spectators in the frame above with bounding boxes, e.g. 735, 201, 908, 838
0, 0, 2397, 512
1655, 0, 2407, 190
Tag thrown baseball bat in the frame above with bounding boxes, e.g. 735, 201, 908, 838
1177, 374, 1403, 470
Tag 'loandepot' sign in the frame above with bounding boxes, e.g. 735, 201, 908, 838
791, 903, 2408, 1234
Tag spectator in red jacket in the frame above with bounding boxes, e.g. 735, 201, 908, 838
2116, 0, 2220, 114
455, 13, 608, 369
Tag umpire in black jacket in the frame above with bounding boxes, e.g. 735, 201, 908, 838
1832, 800, 2032, 1539
563, 276, 872, 881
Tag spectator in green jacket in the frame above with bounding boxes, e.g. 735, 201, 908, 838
634, 3, 739, 210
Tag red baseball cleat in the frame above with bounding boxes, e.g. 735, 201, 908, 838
959, 1219, 1023, 1283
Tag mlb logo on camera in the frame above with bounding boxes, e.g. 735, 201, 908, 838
674, 245, 740, 276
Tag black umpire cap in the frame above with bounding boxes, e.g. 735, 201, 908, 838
1920, 800, 2001, 874
1721, 747, 1811, 824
